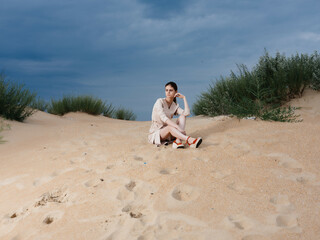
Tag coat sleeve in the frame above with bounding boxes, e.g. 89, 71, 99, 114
175, 103, 190, 116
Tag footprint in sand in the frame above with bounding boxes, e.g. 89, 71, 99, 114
171, 184, 200, 202
225, 215, 254, 231
83, 178, 104, 188
33, 168, 75, 187
134, 155, 144, 161
242, 234, 270, 240
42, 211, 64, 225
275, 215, 298, 228
121, 204, 143, 219
3, 206, 29, 221
269, 194, 300, 232
0, 174, 28, 187
0, 206, 30, 237
115, 180, 141, 201
125, 181, 136, 191
267, 153, 303, 172
294, 172, 316, 185
33, 176, 53, 187
227, 181, 253, 194
159, 168, 178, 175
10, 235, 22, 240
106, 165, 114, 170
35, 189, 68, 207
153, 212, 207, 235
221, 140, 251, 157
50, 168, 74, 177
116, 188, 135, 201
270, 194, 295, 214
211, 169, 232, 179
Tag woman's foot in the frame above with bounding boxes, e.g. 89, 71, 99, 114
173, 139, 184, 149
186, 136, 202, 148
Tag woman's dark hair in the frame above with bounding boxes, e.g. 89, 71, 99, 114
165, 81, 178, 103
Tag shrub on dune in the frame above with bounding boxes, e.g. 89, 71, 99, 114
47, 95, 109, 116
193, 50, 320, 122
0, 73, 36, 121
310, 51, 320, 90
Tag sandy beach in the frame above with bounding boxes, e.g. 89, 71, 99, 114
1, 88, 320, 240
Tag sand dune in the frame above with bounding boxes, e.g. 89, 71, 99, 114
1, 89, 320, 240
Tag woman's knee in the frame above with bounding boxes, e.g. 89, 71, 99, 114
168, 126, 174, 132
178, 115, 186, 121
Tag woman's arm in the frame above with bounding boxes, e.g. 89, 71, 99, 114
165, 118, 185, 133
175, 93, 190, 116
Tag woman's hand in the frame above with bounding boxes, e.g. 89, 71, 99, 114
174, 93, 185, 99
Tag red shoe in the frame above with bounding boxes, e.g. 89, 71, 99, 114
187, 136, 202, 148
173, 140, 184, 149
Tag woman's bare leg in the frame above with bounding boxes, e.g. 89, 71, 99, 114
160, 126, 188, 142
160, 126, 196, 144
175, 115, 186, 142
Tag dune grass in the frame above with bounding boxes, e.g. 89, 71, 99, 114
0, 71, 137, 121
47, 95, 136, 120
47, 95, 110, 116
113, 107, 137, 121
193, 50, 320, 122
30, 97, 49, 112
0, 73, 36, 122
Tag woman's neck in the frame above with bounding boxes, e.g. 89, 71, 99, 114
165, 97, 173, 104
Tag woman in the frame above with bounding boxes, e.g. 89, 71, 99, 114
148, 82, 202, 149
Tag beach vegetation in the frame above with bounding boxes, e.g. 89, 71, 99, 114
30, 97, 49, 112
193, 50, 320, 122
102, 103, 116, 118
47, 95, 110, 116
113, 107, 137, 121
0, 73, 36, 122
47, 95, 136, 120
0, 73, 137, 121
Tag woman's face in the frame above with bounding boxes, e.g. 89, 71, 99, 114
165, 85, 176, 99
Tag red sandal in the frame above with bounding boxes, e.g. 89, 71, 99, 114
186, 136, 202, 148
173, 140, 184, 149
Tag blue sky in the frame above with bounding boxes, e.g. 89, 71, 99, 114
1, 0, 319, 120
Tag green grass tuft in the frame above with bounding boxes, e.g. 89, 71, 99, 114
47, 95, 109, 116
113, 107, 137, 121
0, 73, 36, 121
30, 97, 49, 112
47, 95, 136, 120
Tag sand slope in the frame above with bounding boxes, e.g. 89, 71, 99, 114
1, 89, 320, 240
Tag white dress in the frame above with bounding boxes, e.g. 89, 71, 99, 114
148, 98, 185, 145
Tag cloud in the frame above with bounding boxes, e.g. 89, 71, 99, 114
137, 0, 194, 19
300, 32, 320, 42
0, 0, 319, 120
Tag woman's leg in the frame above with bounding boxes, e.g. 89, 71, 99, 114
175, 115, 186, 142
160, 126, 188, 142
160, 115, 198, 144
160, 126, 197, 144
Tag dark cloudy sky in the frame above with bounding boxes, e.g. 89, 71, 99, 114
1, 0, 319, 120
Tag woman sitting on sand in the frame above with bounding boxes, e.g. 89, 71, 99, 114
148, 81, 202, 149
